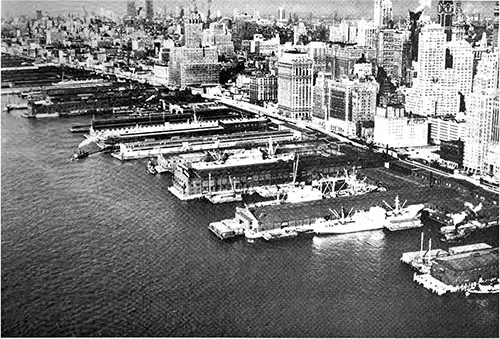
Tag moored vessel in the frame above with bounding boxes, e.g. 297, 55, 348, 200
465, 279, 499, 296
313, 206, 387, 234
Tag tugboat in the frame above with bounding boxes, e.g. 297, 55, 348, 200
72, 149, 89, 161
147, 159, 157, 175
465, 278, 499, 296
5, 103, 29, 111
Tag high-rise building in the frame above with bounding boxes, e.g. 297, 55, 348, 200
374, 105, 429, 148
437, 0, 454, 41
168, 46, 220, 87
249, 75, 278, 104
127, 0, 136, 17
463, 50, 499, 174
446, 39, 473, 95
145, 0, 154, 18
168, 12, 220, 88
485, 97, 499, 179
405, 24, 447, 116
373, 0, 381, 27
377, 29, 404, 85
202, 22, 235, 57
277, 51, 314, 119
312, 78, 378, 136
381, 0, 393, 27
278, 7, 286, 22
326, 44, 377, 80
312, 72, 330, 122
184, 13, 203, 48
493, 2, 499, 48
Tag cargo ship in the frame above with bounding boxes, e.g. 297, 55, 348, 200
312, 206, 387, 234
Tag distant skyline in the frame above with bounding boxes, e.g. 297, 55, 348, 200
1, 0, 496, 20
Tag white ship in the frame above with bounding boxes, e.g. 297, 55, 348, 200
191, 137, 294, 171
313, 206, 387, 234
90, 116, 268, 147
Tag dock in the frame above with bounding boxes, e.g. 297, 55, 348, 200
400, 249, 448, 265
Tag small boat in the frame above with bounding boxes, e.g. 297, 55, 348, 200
72, 150, 89, 161
206, 192, 243, 204
465, 279, 499, 296
147, 160, 157, 175
5, 103, 29, 111
262, 228, 298, 241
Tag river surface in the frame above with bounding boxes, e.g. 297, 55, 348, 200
1, 95, 499, 337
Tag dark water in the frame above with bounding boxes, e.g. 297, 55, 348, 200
1, 95, 499, 337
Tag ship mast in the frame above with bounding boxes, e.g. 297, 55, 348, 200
419, 232, 424, 260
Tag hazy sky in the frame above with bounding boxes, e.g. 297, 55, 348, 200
1, 0, 496, 19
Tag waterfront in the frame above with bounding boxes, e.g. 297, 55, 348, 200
1, 97, 499, 337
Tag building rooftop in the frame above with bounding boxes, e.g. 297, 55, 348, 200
434, 248, 498, 272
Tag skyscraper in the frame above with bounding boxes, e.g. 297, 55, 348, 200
277, 51, 313, 119
127, 0, 136, 17
373, 0, 381, 27
168, 12, 220, 88
377, 29, 404, 85
437, 0, 454, 41
184, 13, 203, 48
463, 50, 499, 174
405, 24, 447, 116
381, 0, 393, 27
278, 7, 286, 22
145, 0, 154, 18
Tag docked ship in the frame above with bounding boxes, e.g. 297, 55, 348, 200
383, 196, 424, 231
190, 138, 295, 171
312, 206, 387, 234
90, 115, 270, 149
251, 166, 380, 207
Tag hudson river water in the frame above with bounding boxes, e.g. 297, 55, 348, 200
1, 95, 499, 337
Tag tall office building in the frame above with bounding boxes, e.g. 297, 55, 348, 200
463, 50, 499, 174
312, 78, 378, 137
373, 0, 381, 27
446, 39, 473, 95
326, 44, 377, 80
405, 24, 447, 116
374, 0, 392, 28
381, 0, 393, 27
374, 106, 429, 148
278, 7, 286, 22
168, 12, 220, 88
377, 29, 404, 85
168, 46, 220, 88
145, 0, 154, 18
437, 0, 454, 41
493, 2, 499, 48
277, 51, 313, 119
127, 0, 136, 17
184, 13, 203, 48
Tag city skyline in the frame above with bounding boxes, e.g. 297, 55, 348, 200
1, 0, 496, 20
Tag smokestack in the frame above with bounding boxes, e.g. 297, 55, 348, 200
415, 0, 432, 12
